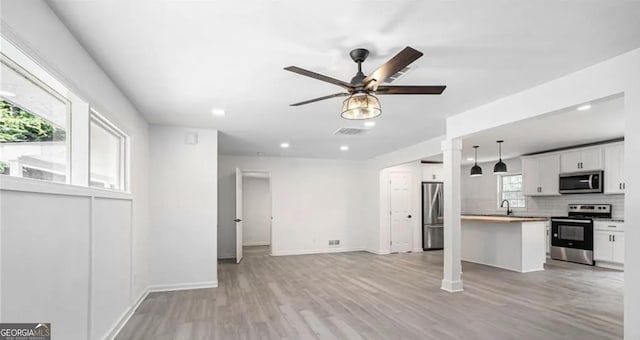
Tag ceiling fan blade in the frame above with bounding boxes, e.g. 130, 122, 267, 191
376, 85, 446, 95
284, 66, 353, 89
290, 92, 350, 106
362, 46, 423, 90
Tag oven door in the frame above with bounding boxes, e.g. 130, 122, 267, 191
551, 218, 593, 250
559, 171, 603, 194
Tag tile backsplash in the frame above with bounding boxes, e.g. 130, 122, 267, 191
461, 158, 625, 219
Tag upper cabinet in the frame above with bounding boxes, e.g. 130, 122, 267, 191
560, 148, 603, 173
422, 164, 443, 182
604, 143, 625, 194
522, 154, 560, 196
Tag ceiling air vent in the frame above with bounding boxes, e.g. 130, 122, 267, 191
333, 127, 369, 136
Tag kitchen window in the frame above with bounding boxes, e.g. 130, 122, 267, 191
0, 55, 70, 183
498, 174, 526, 208
90, 110, 128, 191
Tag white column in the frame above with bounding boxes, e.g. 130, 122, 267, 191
441, 139, 463, 292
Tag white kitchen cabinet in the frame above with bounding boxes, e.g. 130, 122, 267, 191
560, 148, 603, 173
612, 233, 625, 264
604, 144, 625, 194
422, 164, 443, 182
594, 221, 624, 267
522, 154, 560, 196
594, 230, 613, 261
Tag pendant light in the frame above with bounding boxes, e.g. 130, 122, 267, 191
470, 146, 483, 177
493, 140, 507, 174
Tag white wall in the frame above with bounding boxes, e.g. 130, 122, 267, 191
362, 136, 445, 254
218, 155, 366, 257
446, 48, 640, 338
149, 126, 218, 289
242, 176, 271, 246
0, 1, 150, 339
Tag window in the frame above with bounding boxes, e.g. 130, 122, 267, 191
90, 111, 127, 191
0, 55, 70, 183
498, 174, 526, 208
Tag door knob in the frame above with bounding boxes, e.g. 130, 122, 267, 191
233, 218, 242, 222
407, 215, 412, 219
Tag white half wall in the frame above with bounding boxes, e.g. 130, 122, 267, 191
242, 176, 271, 246
149, 126, 218, 288
218, 155, 366, 257
1, 1, 150, 339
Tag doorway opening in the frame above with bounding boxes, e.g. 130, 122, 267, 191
235, 169, 272, 263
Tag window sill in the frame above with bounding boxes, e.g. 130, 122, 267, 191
0, 175, 133, 200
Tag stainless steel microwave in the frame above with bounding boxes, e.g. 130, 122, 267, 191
559, 171, 603, 194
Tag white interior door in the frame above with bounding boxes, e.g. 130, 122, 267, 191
235, 168, 244, 263
390, 171, 412, 253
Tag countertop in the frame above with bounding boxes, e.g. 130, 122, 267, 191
462, 215, 549, 223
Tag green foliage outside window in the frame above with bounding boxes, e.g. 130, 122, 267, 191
0, 100, 65, 143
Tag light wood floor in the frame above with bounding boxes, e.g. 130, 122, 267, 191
116, 246, 623, 339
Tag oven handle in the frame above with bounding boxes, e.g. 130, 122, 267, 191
551, 219, 592, 224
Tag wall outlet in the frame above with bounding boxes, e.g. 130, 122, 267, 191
328, 240, 340, 246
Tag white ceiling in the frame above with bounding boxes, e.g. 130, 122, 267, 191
46, 0, 640, 160
458, 95, 624, 165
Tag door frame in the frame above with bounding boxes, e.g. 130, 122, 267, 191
236, 169, 273, 259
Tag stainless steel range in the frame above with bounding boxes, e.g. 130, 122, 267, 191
550, 204, 612, 265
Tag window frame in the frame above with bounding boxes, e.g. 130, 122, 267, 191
496, 173, 527, 210
1, 36, 131, 197
0, 52, 73, 184
89, 109, 129, 192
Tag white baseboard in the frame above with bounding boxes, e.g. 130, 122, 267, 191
104, 288, 150, 340
271, 247, 364, 256
148, 281, 218, 292
218, 252, 235, 259
107, 281, 218, 339
595, 261, 624, 271
411, 248, 424, 253
365, 248, 391, 255
243, 241, 270, 246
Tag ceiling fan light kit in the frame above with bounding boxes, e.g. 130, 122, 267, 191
341, 92, 381, 120
284, 46, 446, 118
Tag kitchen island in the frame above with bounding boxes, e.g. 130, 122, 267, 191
461, 215, 548, 273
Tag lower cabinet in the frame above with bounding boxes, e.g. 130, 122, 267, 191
594, 229, 624, 266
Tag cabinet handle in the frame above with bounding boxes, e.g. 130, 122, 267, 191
623, 183, 626, 190
613, 234, 616, 242
620, 183, 622, 190
609, 235, 612, 242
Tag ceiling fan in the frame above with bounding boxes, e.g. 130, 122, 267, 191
284, 46, 446, 120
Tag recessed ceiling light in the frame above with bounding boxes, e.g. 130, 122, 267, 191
0, 90, 16, 97
280, 142, 290, 148
467, 157, 475, 161
364, 121, 376, 127
211, 108, 225, 116
340, 145, 349, 151
577, 104, 591, 111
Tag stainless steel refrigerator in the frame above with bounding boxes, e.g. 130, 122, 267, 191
422, 182, 444, 250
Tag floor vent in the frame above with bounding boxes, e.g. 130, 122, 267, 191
334, 127, 368, 136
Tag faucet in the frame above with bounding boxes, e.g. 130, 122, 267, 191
500, 199, 513, 216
